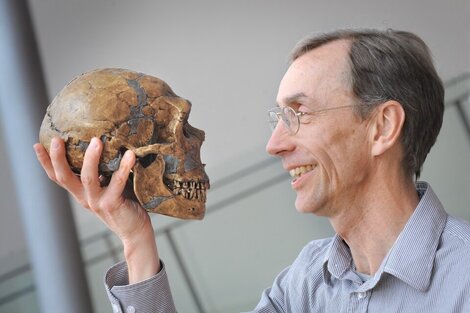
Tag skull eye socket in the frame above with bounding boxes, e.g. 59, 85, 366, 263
154, 123, 175, 144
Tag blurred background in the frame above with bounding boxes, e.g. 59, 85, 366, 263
0, 0, 469, 312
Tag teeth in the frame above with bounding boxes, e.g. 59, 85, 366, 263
167, 179, 208, 202
289, 165, 315, 178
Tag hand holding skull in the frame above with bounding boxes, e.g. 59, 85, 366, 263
34, 136, 160, 283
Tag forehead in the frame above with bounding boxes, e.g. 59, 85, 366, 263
277, 40, 352, 106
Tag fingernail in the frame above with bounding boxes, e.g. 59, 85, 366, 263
123, 150, 134, 162
51, 139, 59, 150
89, 138, 98, 149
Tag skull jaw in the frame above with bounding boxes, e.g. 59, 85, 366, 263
143, 196, 206, 220
39, 135, 208, 220
133, 154, 207, 220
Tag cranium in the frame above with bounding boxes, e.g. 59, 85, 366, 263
39, 68, 209, 219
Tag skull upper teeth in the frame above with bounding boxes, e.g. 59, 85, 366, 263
168, 179, 209, 202
289, 165, 316, 178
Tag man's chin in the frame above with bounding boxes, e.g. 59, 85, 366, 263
294, 202, 317, 214
295, 197, 328, 216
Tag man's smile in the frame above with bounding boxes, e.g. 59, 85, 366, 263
289, 164, 317, 180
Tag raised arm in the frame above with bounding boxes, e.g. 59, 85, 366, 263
34, 137, 161, 282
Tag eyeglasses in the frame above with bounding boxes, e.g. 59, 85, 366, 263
268, 104, 358, 135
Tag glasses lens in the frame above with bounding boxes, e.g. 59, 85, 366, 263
282, 107, 298, 134
268, 107, 299, 134
268, 109, 280, 131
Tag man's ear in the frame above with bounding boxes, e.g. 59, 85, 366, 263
370, 101, 405, 157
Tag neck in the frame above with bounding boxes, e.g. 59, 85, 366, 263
329, 171, 419, 275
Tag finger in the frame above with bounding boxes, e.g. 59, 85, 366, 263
34, 143, 58, 182
81, 137, 103, 206
47, 137, 83, 194
105, 150, 136, 202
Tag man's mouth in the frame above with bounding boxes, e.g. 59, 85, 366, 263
289, 165, 316, 179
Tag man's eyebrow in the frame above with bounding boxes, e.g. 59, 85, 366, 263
282, 92, 309, 105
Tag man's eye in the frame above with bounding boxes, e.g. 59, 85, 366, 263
289, 102, 303, 110
297, 103, 312, 112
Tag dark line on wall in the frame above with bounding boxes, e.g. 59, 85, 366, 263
103, 233, 120, 264
165, 230, 206, 313
455, 98, 470, 145
80, 157, 279, 246
444, 72, 470, 89
154, 172, 290, 234
209, 157, 278, 191
0, 285, 35, 306
0, 264, 30, 283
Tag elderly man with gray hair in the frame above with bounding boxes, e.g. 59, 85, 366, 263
35, 29, 470, 313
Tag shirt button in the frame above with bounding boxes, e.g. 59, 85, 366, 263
112, 304, 120, 313
127, 306, 136, 313
357, 292, 366, 299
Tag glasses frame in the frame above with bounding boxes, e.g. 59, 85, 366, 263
268, 104, 358, 135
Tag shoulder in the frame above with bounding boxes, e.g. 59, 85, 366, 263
437, 215, 470, 274
292, 237, 334, 271
275, 237, 334, 292
432, 216, 470, 305
442, 215, 470, 248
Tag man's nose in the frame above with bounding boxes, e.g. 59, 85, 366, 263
266, 121, 294, 156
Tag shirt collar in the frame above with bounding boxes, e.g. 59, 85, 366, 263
323, 235, 352, 285
383, 181, 447, 291
322, 182, 448, 291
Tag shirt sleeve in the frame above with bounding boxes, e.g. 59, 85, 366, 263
242, 266, 291, 313
104, 260, 177, 313
244, 240, 324, 313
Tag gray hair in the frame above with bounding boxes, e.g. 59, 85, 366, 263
291, 29, 444, 179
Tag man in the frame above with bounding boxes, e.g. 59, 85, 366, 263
34, 29, 470, 312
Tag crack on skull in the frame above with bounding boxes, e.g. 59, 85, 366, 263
46, 111, 66, 136
142, 195, 174, 211
126, 78, 148, 135
163, 155, 178, 173
100, 153, 122, 172
127, 116, 154, 137
163, 178, 209, 202
100, 145, 128, 173
77, 140, 89, 152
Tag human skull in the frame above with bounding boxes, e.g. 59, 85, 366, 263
39, 68, 209, 219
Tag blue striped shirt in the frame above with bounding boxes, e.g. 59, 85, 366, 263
105, 182, 470, 313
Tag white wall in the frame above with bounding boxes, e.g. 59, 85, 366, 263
0, 0, 469, 312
